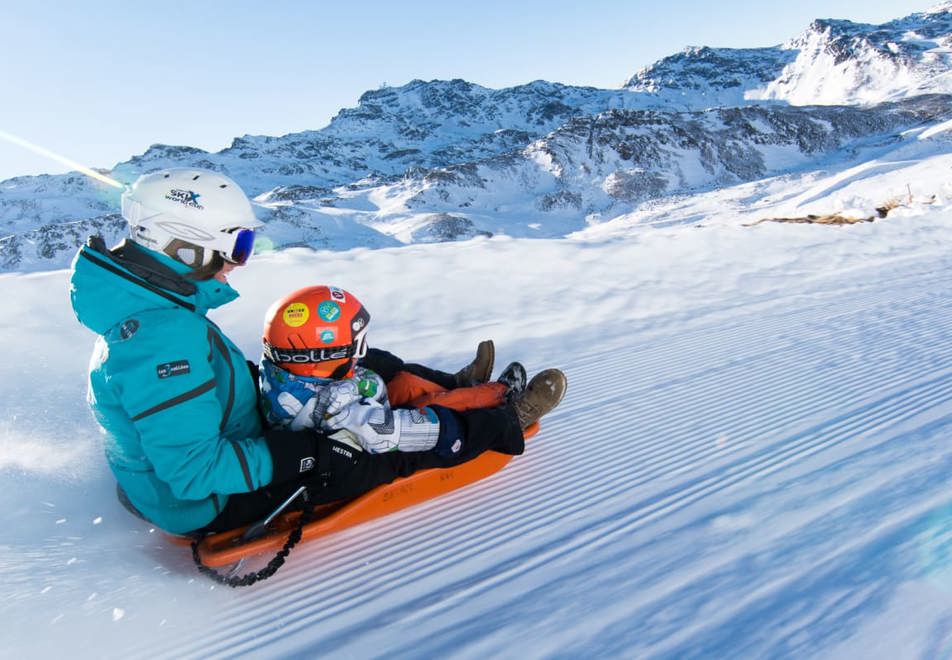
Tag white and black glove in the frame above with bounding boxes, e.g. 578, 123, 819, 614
301, 380, 362, 451
276, 392, 318, 431
322, 398, 441, 454
312, 379, 362, 422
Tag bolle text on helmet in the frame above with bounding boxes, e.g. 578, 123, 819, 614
268, 346, 352, 364
165, 189, 205, 210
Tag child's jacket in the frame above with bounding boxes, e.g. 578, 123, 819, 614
259, 359, 440, 452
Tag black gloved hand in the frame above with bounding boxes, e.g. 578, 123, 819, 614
265, 428, 318, 485
304, 437, 445, 502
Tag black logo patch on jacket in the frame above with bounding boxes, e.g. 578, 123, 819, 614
119, 319, 140, 340
156, 360, 191, 379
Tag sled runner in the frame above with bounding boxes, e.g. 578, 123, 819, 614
191, 422, 540, 569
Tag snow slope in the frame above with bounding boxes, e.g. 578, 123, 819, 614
4, 150, 952, 657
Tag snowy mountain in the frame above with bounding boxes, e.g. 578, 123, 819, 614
116, 80, 642, 194
393, 95, 951, 227
626, 2, 952, 106
3, 3, 952, 272
623, 46, 800, 108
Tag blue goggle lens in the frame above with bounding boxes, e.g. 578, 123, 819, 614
230, 228, 255, 264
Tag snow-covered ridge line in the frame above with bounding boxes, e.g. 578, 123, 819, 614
4, 93, 948, 273
628, 4, 952, 106
2, 4, 952, 273
401, 94, 951, 218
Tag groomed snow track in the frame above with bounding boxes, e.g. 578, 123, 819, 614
103, 251, 952, 658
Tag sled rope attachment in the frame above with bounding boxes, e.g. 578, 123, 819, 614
191, 500, 315, 588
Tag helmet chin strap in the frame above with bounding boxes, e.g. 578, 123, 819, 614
171, 244, 202, 267
164, 239, 214, 268
329, 359, 355, 380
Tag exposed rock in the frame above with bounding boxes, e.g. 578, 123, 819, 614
410, 214, 492, 242
603, 170, 668, 203
0, 214, 126, 271
538, 190, 583, 210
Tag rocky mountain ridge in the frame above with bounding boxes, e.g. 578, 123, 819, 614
2, 4, 951, 270
393, 95, 951, 226
626, 5, 952, 106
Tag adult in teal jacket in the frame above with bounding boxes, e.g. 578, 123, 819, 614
69, 168, 529, 535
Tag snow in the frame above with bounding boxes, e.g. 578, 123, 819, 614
4, 144, 952, 657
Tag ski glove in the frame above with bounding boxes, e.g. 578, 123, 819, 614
322, 398, 441, 454
312, 379, 363, 424
264, 429, 319, 485
306, 437, 447, 502
276, 391, 319, 431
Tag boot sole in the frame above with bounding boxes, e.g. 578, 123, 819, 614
518, 368, 568, 427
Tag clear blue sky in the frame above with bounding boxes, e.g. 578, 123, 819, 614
0, 0, 929, 181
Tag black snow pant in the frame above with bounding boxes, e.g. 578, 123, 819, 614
359, 347, 459, 390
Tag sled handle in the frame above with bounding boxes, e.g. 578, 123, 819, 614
241, 485, 308, 542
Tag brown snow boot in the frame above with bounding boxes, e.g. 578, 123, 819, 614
514, 368, 567, 429
454, 340, 495, 387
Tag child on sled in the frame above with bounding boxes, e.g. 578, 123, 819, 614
259, 285, 565, 459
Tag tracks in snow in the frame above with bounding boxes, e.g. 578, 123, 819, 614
148, 256, 952, 659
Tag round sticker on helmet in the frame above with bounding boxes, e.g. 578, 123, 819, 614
317, 301, 341, 322
282, 302, 309, 327
320, 329, 336, 344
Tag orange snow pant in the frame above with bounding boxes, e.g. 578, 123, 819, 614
386, 371, 507, 412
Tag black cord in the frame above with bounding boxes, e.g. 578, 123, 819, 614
191, 504, 315, 588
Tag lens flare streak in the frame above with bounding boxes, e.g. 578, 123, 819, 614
0, 130, 124, 189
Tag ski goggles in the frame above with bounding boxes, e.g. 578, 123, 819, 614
262, 342, 362, 366
221, 227, 256, 265
124, 206, 259, 265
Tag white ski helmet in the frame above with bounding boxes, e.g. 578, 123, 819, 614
121, 168, 262, 267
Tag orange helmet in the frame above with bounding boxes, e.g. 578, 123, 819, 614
262, 285, 370, 379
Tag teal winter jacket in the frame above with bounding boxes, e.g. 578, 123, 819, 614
69, 238, 274, 534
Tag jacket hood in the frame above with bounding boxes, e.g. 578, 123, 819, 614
70, 237, 239, 335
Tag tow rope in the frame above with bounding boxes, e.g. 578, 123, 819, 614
191, 504, 314, 587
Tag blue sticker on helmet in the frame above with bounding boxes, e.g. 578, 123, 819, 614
318, 301, 341, 322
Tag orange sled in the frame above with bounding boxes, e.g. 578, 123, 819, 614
192, 422, 539, 568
